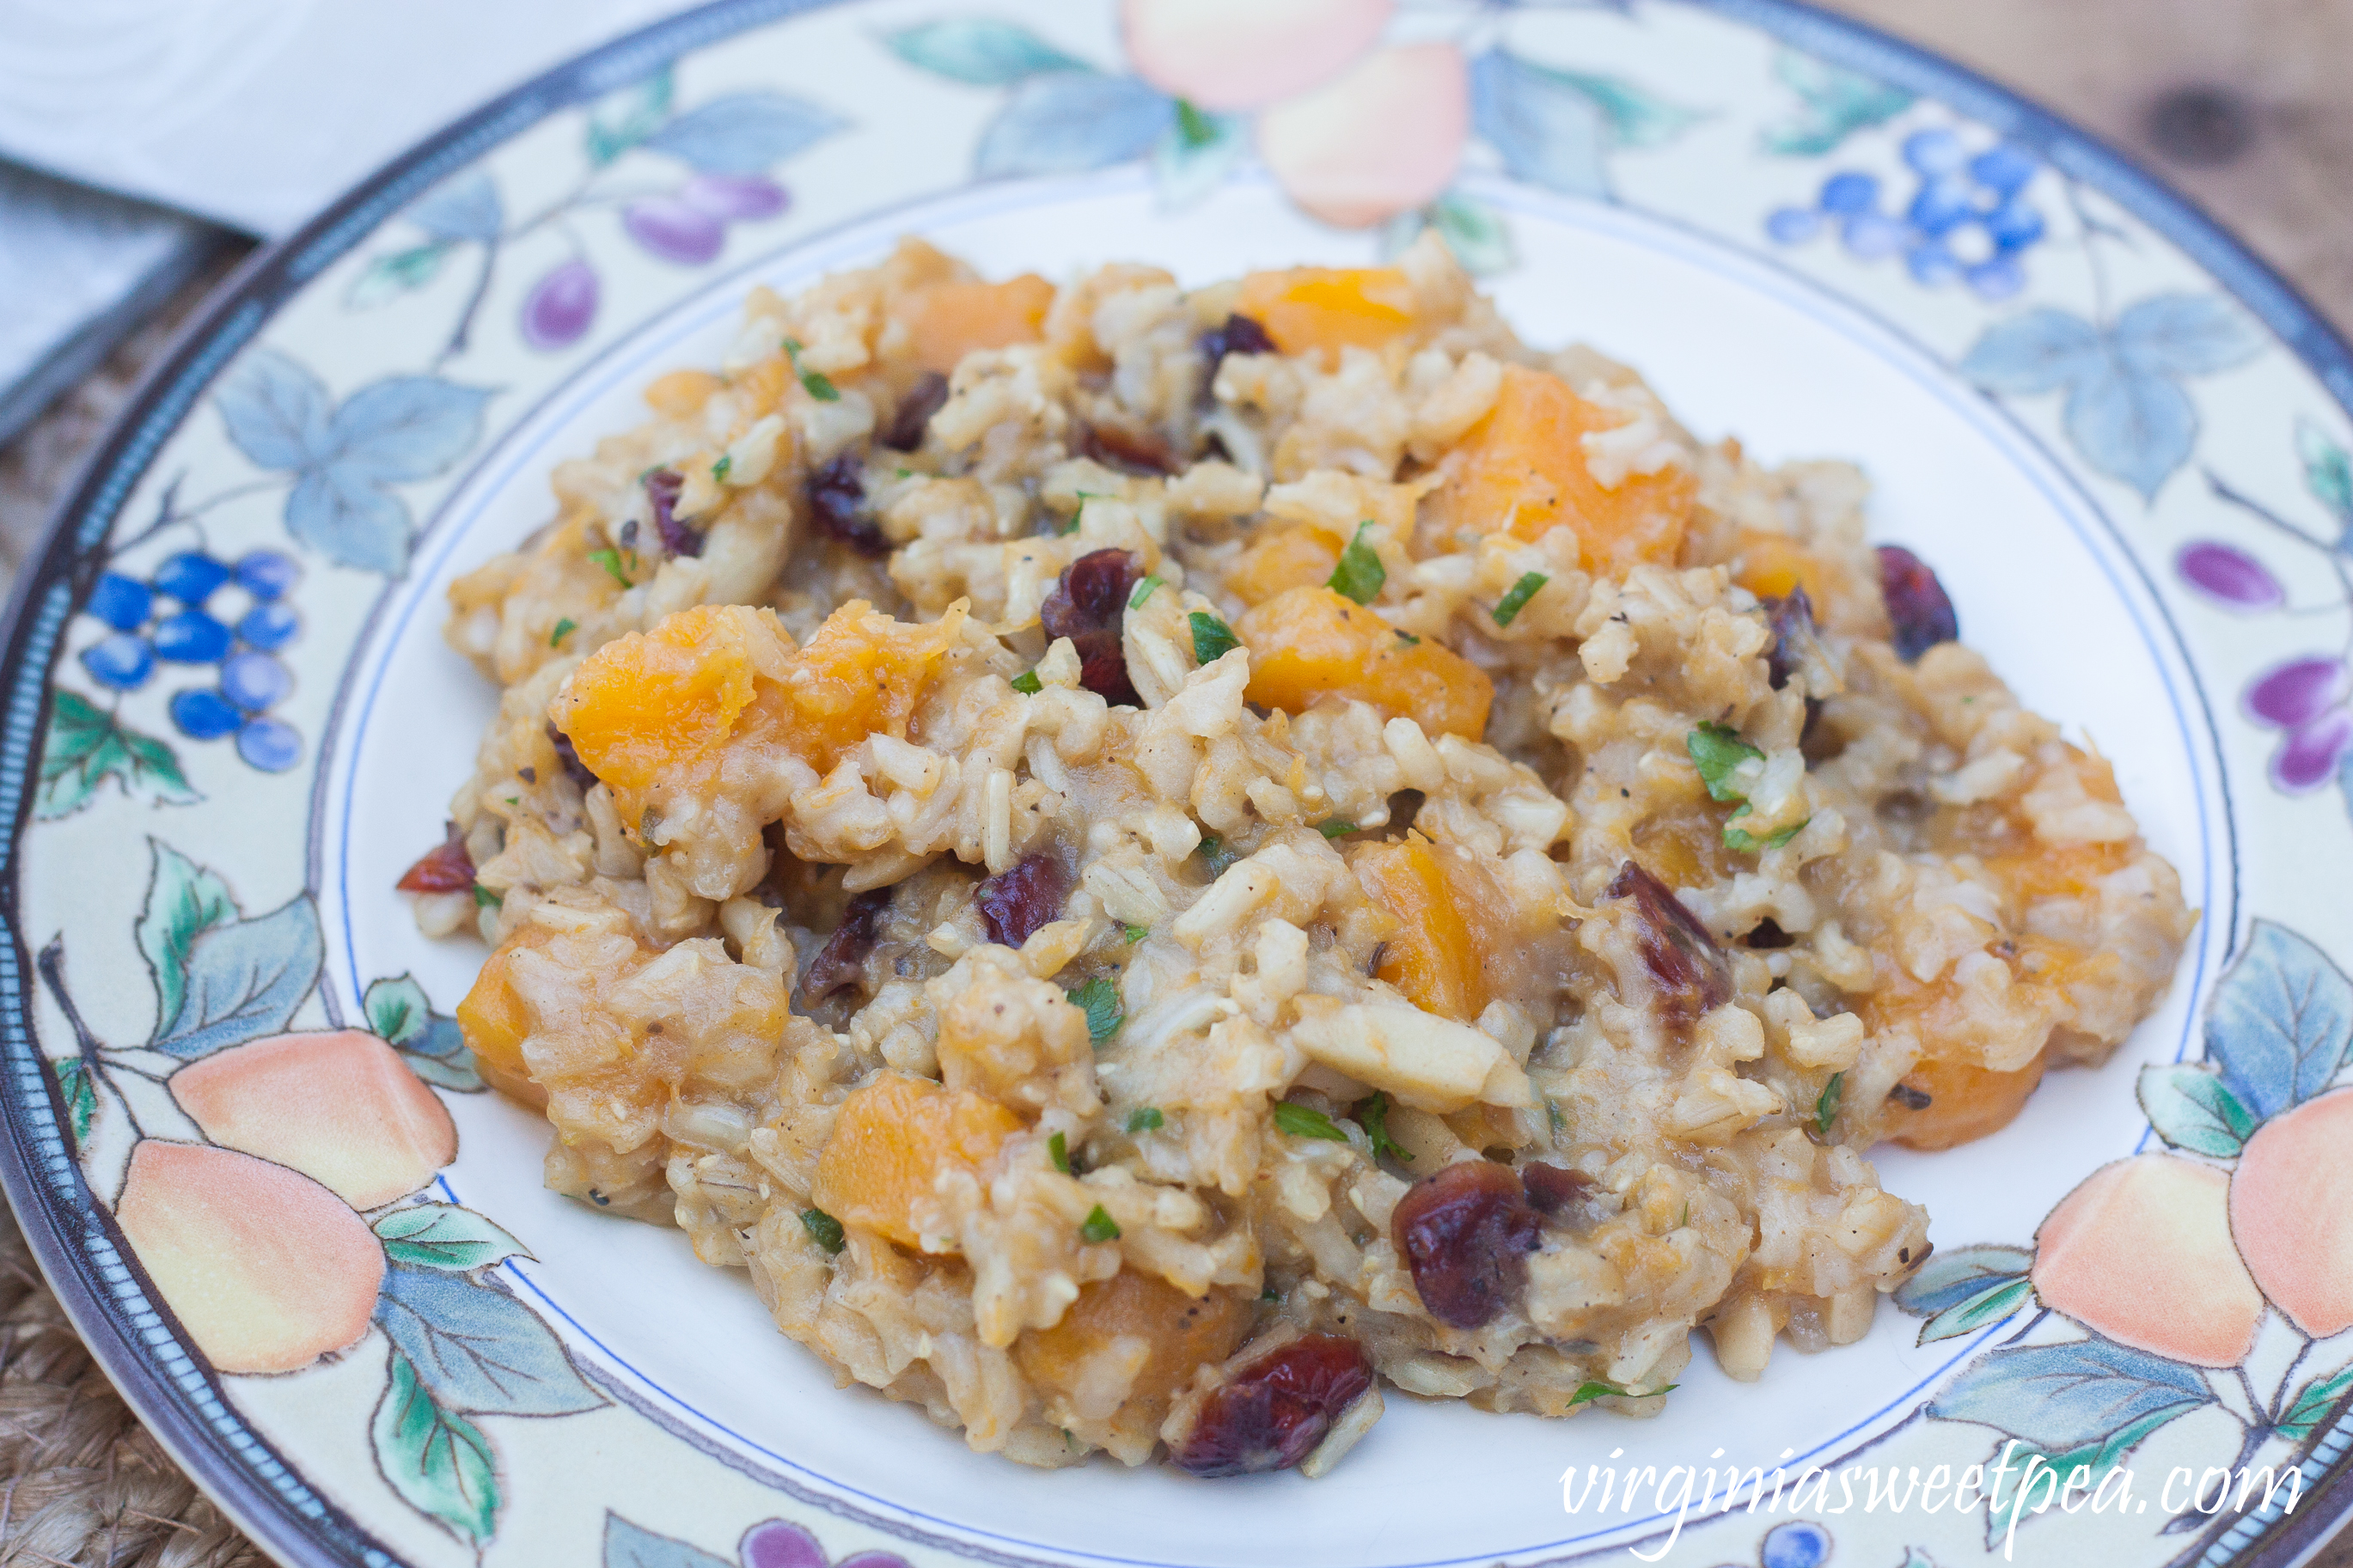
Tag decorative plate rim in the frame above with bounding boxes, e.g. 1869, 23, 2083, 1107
3, 2, 2350, 1565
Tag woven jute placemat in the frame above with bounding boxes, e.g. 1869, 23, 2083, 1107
0, 4, 2349, 1562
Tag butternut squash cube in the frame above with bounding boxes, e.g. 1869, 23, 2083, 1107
1238, 585, 1491, 741
1226, 523, 1346, 607
1015, 1270, 1248, 1415
1235, 266, 1416, 359
810, 1072, 1023, 1249
456, 924, 555, 1107
1352, 836, 1486, 1022
1427, 364, 1693, 577
903, 276, 1057, 374
553, 604, 759, 823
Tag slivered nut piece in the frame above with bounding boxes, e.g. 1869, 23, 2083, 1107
1290, 998, 1513, 1113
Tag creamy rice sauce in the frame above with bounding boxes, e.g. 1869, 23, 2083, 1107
413, 235, 2194, 1476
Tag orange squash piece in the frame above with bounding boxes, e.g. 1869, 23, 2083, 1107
553, 605, 758, 822
1234, 266, 1416, 359
1227, 523, 1346, 607
903, 276, 1057, 375
1732, 528, 1825, 602
1428, 364, 1694, 577
456, 925, 556, 1106
768, 601, 962, 778
1884, 1052, 2049, 1150
810, 1072, 1024, 1249
1238, 585, 1491, 740
1353, 836, 1486, 1021
1015, 1270, 1249, 1410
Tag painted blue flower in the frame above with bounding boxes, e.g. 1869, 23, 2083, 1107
1765, 125, 2044, 301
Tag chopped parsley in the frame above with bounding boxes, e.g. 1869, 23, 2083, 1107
711, 453, 733, 483
800, 1208, 846, 1255
1048, 1131, 1072, 1174
1260, 1284, 1281, 1303
1317, 819, 1356, 839
1678, 1200, 1690, 1229
1128, 572, 1163, 611
1010, 668, 1043, 695
471, 885, 502, 908
1354, 1091, 1411, 1163
1189, 610, 1239, 663
1493, 570, 1549, 626
587, 547, 633, 588
1685, 723, 1764, 802
1122, 923, 1149, 944
1273, 1101, 1349, 1143
1126, 1107, 1164, 1134
1816, 1071, 1845, 1138
1080, 1205, 1121, 1243
1393, 628, 1421, 645
1066, 974, 1123, 1043
548, 617, 577, 649
1547, 1098, 1566, 1134
1326, 522, 1385, 605
781, 337, 840, 401
1724, 812, 1810, 854
1569, 1379, 1677, 1406
1197, 833, 1238, 876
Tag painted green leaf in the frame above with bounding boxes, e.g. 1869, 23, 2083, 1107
883, 19, 1089, 85
2297, 416, 2353, 528
586, 68, 676, 165
400, 1046, 485, 1093
37, 692, 200, 821
346, 243, 452, 309
1152, 103, 1245, 210
1915, 1275, 2034, 1345
1895, 1244, 2034, 1318
1761, 48, 1915, 156
2279, 1363, 2353, 1442
1427, 191, 1515, 276
1977, 1407, 2188, 1548
364, 973, 432, 1047
604, 1515, 733, 1568
374, 1204, 530, 1272
136, 841, 237, 1039
2136, 1063, 2258, 1156
372, 1345, 499, 1543
52, 1058, 95, 1146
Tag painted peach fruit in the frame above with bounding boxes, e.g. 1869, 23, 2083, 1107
1256, 44, 1470, 229
2031, 1154, 2264, 1367
2230, 1088, 2353, 1337
114, 1141, 385, 1375
170, 1030, 455, 1209
1121, 0, 1392, 113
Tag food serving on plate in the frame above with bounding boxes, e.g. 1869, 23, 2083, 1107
406, 234, 2195, 1478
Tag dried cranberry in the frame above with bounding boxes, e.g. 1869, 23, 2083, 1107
1075, 421, 1179, 477
803, 888, 892, 1000
1519, 1162, 1592, 1216
545, 722, 597, 789
1040, 548, 1144, 706
1199, 313, 1275, 376
645, 467, 703, 558
1876, 544, 1959, 662
1604, 860, 1733, 1029
807, 450, 888, 557
1169, 1335, 1373, 1477
881, 372, 950, 452
396, 823, 474, 894
975, 853, 1071, 949
1763, 587, 1819, 690
1391, 1161, 1543, 1329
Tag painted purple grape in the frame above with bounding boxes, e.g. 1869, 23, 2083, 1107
153, 552, 229, 605
2273, 708, 2353, 794
738, 1518, 909, 1568
89, 572, 152, 631
2246, 656, 2349, 729
234, 548, 299, 601
221, 650, 291, 712
152, 610, 231, 663
679, 174, 787, 221
621, 197, 724, 265
2177, 541, 2284, 610
80, 632, 154, 690
169, 689, 242, 741
235, 717, 303, 772
237, 601, 300, 651
520, 259, 600, 351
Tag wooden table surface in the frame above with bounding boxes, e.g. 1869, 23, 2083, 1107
0, 3, 2347, 1564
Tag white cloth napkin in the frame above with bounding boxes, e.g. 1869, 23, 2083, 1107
0, 0, 694, 237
